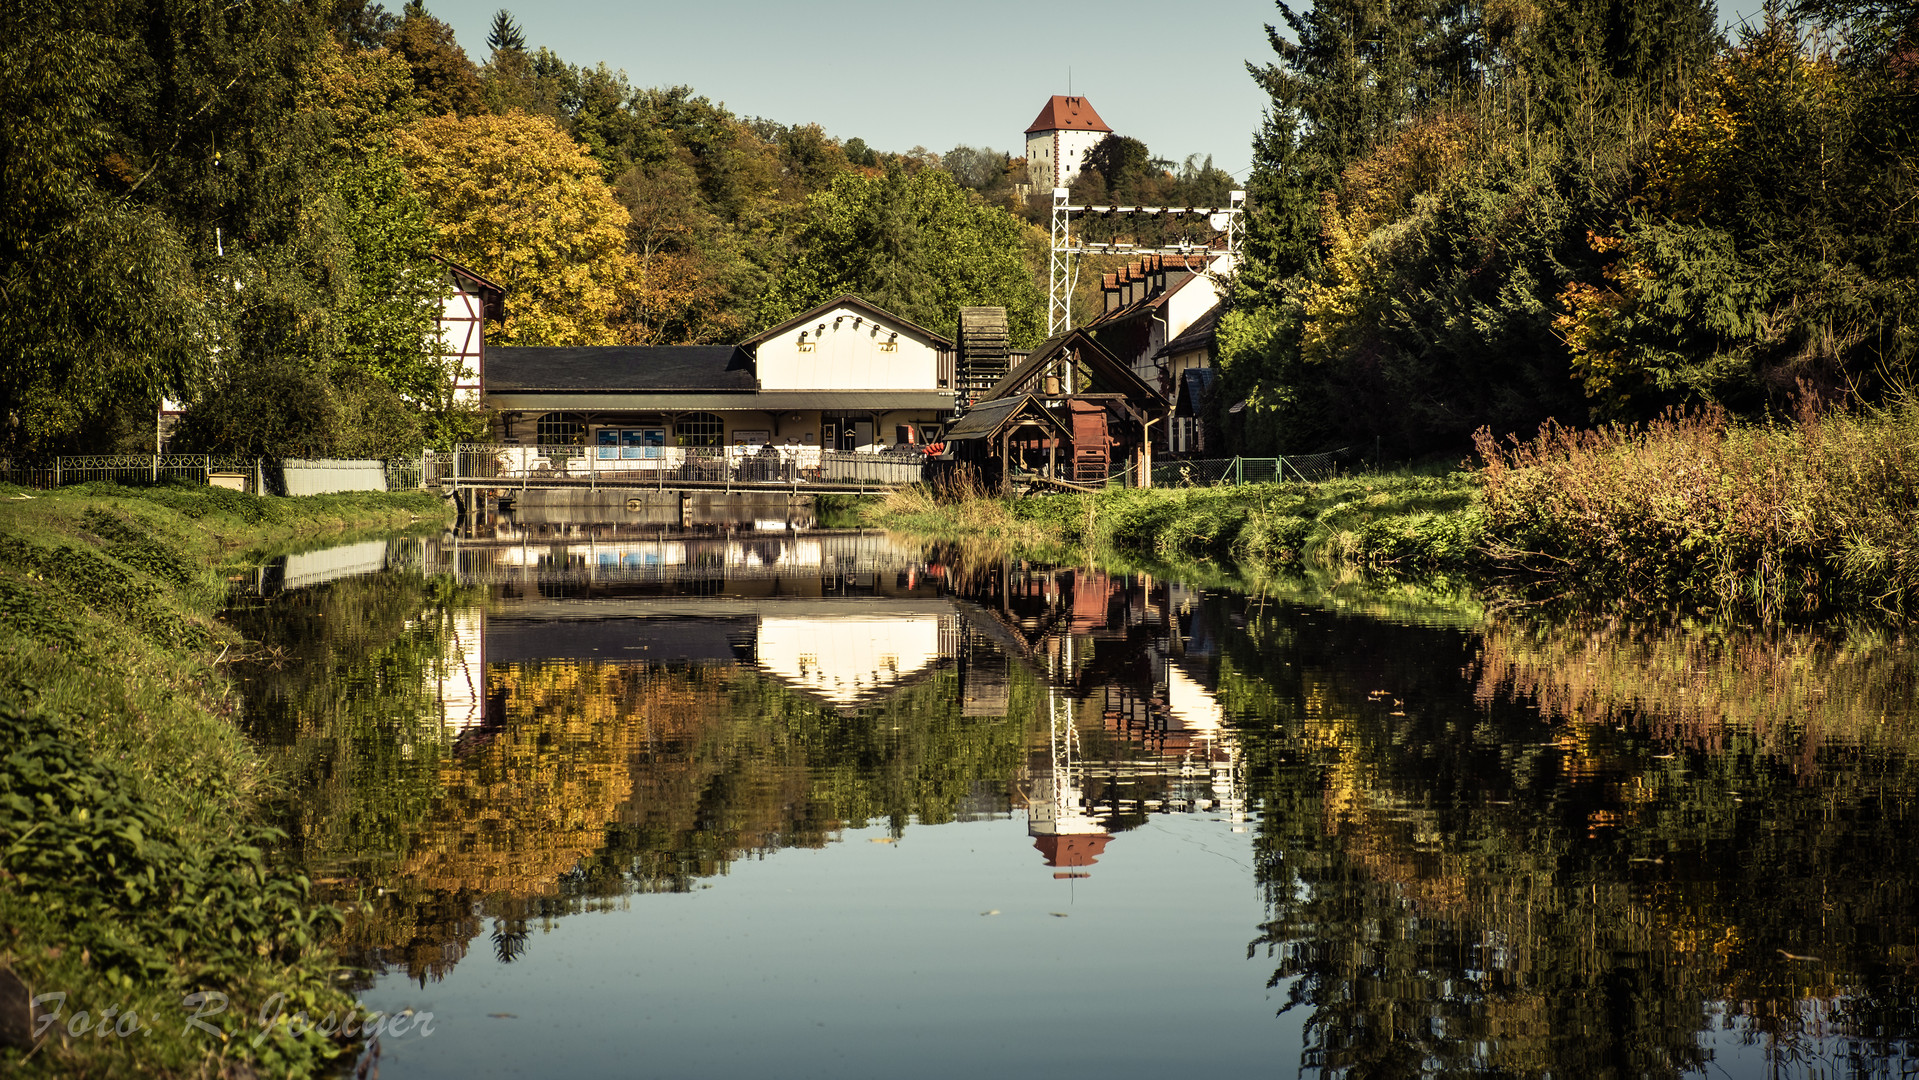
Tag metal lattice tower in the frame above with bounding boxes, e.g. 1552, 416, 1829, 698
1046, 186, 1246, 341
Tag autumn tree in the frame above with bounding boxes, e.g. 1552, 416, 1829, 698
395, 111, 640, 346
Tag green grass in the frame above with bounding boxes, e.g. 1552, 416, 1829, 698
868, 472, 1485, 578
0, 482, 451, 1077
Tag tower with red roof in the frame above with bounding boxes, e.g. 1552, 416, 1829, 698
1024, 95, 1112, 192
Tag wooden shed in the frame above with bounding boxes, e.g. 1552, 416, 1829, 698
975, 330, 1168, 487
928, 395, 1072, 494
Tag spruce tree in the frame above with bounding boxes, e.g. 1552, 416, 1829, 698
487, 10, 526, 53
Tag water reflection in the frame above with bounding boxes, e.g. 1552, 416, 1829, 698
225, 527, 1919, 1077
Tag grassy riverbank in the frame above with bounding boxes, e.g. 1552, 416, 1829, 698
0, 482, 449, 1077
874, 400, 1919, 624
873, 471, 1485, 576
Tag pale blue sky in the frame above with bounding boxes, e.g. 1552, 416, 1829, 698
420, 0, 1771, 181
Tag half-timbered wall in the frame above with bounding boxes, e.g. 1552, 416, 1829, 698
437, 281, 487, 404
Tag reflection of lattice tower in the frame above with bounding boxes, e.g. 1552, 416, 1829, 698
954, 307, 1011, 411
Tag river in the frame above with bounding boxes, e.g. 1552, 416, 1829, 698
222, 517, 1919, 1079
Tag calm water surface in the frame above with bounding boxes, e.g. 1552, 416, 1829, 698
226, 520, 1919, 1078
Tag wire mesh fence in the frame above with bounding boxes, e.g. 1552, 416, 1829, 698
1151, 453, 1343, 487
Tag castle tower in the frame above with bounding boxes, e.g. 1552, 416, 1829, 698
1024, 95, 1111, 192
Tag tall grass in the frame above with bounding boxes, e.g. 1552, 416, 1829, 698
873, 472, 1064, 549
1476, 400, 1919, 620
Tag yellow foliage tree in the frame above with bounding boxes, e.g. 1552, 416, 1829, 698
393, 111, 640, 345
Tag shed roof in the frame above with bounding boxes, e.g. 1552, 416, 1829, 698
1174, 367, 1217, 418
1026, 95, 1112, 135
486, 345, 755, 393
942, 395, 1069, 444
983, 331, 1166, 413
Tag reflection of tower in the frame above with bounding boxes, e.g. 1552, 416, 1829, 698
1027, 641, 1111, 877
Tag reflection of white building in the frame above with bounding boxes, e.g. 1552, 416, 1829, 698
476, 599, 963, 713
756, 615, 946, 709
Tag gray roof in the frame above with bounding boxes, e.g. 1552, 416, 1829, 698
944, 395, 1068, 443
487, 345, 755, 393
486, 390, 954, 412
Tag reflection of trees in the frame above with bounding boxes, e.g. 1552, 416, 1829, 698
1211, 598, 1919, 1078
238, 566, 1045, 982
228, 573, 473, 875
584, 665, 1040, 895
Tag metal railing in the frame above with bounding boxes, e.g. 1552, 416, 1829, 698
1150, 454, 1340, 487
0, 454, 269, 493
0, 454, 431, 495
433, 444, 925, 490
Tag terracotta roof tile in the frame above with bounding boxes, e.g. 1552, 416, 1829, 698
1025, 95, 1112, 135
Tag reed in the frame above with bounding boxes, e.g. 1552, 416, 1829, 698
1476, 398, 1919, 620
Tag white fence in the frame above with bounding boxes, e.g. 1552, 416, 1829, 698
0, 455, 267, 492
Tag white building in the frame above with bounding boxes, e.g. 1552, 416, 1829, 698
1024, 95, 1112, 191
484, 295, 956, 453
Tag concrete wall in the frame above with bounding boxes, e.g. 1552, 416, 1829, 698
512, 489, 817, 529
281, 459, 388, 496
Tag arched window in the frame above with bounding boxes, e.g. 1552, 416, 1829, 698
675, 412, 725, 448
536, 412, 586, 445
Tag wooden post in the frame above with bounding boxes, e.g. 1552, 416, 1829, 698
1139, 414, 1155, 489
255, 459, 264, 495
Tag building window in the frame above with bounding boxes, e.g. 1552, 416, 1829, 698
537, 412, 586, 445
675, 412, 725, 448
